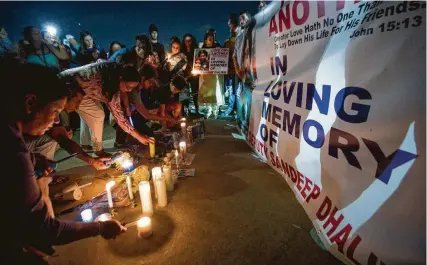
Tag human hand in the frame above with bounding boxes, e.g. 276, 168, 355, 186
35, 155, 55, 177
66, 128, 73, 139
89, 157, 112, 170
98, 220, 127, 239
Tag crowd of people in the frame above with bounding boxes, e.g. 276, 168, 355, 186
0, 9, 256, 264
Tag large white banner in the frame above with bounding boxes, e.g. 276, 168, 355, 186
241, 1, 426, 264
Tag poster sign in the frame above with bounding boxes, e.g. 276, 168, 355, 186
237, 1, 426, 265
193, 48, 229, 74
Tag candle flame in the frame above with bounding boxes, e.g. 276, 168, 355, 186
106, 180, 115, 189
122, 159, 133, 169
179, 141, 186, 148
137, 216, 151, 227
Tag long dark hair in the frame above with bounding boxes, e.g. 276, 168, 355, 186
181, 33, 197, 54
202, 32, 215, 48
79, 31, 96, 52
135, 34, 153, 58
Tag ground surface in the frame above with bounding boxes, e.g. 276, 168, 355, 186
49, 119, 342, 265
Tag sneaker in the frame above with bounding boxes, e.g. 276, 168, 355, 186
81, 145, 93, 151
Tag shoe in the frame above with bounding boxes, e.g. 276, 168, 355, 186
82, 145, 93, 151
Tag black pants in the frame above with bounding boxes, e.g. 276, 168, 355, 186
115, 111, 155, 145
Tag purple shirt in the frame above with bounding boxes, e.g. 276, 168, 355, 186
0, 123, 99, 261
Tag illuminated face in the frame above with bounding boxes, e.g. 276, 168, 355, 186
24, 97, 67, 136
142, 77, 158, 90
184, 37, 192, 48
111, 43, 122, 54
135, 39, 146, 58
206, 35, 214, 47
84, 35, 94, 49
171, 43, 180, 55
64, 92, 84, 113
120, 80, 139, 93
240, 14, 248, 27
150, 31, 158, 40
30, 28, 42, 46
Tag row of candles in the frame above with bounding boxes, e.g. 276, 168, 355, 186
81, 118, 189, 238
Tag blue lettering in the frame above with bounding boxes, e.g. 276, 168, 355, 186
334, 87, 371, 124
303, 119, 325, 148
306, 83, 331, 115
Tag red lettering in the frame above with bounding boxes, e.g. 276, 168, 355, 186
296, 171, 305, 191
300, 177, 312, 199
306, 183, 320, 203
269, 16, 278, 36
280, 159, 290, 177
329, 223, 352, 253
288, 165, 298, 183
293, 0, 310, 25
317, 0, 325, 18
263, 145, 268, 157
316, 196, 331, 221
270, 151, 276, 167
354, 0, 361, 3
275, 156, 282, 171
346, 235, 362, 265
323, 207, 344, 237
278, 4, 291, 32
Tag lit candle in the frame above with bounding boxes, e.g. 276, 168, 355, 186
163, 165, 173, 191
126, 175, 134, 200
181, 122, 186, 136
155, 175, 168, 207
122, 159, 133, 170
106, 181, 115, 209
138, 181, 153, 216
81, 209, 93, 222
149, 137, 155, 158
179, 141, 186, 162
137, 217, 152, 238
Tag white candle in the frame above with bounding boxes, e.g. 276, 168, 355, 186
175, 149, 179, 169
155, 175, 168, 207
179, 141, 186, 154
163, 165, 173, 191
106, 181, 115, 209
152, 167, 162, 199
81, 209, 93, 222
126, 175, 134, 200
149, 137, 155, 158
137, 217, 152, 238
181, 122, 186, 136
138, 181, 153, 216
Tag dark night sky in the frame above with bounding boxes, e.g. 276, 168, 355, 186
0, 1, 259, 50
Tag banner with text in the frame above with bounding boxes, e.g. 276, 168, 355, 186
240, 1, 426, 264
193, 48, 229, 74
